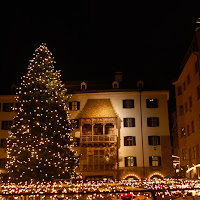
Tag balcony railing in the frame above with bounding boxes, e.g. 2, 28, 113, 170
80, 135, 117, 144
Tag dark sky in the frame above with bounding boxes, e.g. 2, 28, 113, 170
1, 2, 200, 94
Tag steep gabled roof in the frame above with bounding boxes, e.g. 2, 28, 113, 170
77, 99, 118, 118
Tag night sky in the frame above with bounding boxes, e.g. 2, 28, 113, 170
1, 2, 200, 94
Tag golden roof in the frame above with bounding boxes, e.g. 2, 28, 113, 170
77, 99, 118, 118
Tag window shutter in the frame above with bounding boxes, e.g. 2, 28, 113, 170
158, 136, 160, 145
124, 137, 127, 146
134, 157, 137, 166
123, 100, 126, 108
69, 102, 72, 110
124, 118, 127, 127
132, 118, 135, 127
148, 136, 152, 145
76, 138, 80, 147
133, 136, 136, 145
149, 157, 152, 166
77, 102, 80, 110
158, 156, 162, 166
3, 139, 6, 148
131, 100, 134, 108
147, 118, 150, 127
125, 157, 128, 167
156, 118, 159, 126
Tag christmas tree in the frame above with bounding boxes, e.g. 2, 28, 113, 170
6, 43, 79, 183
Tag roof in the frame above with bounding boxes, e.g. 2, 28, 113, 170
176, 30, 200, 80
77, 99, 118, 118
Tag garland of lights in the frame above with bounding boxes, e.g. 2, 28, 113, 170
0, 179, 200, 199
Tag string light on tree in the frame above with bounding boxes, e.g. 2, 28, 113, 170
6, 43, 79, 183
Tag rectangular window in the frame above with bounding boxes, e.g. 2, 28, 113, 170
124, 118, 135, 127
123, 99, 134, 108
178, 86, 182, 96
196, 144, 199, 159
0, 158, 6, 168
1, 121, 13, 130
191, 120, 195, 133
146, 99, 158, 108
183, 81, 186, 91
189, 96, 192, 108
189, 148, 192, 163
187, 124, 190, 136
195, 60, 199, 74
73, 137, 80, 147
125, 156, 137, 167
69, 101, 80, 111
182, 149, 187, 160
149, 156, 161, 166
148, 136, 160, 145
0, 138, 6, 148
179, 105, 184, 116
181, 127, 186, 138
147, 117, 159, 127
124, 136, 136, 146
185, 102, 188, 112
3, 103, 14, 112
197, 85, 200, 100
193, 146, 196, 159
71, 119, 79, 129
14, 103, 19, 112
187, 74, 191, 85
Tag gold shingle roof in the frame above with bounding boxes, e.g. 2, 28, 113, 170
78, 99, 118, 118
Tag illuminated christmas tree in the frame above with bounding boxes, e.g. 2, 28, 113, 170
6, 43, 79, 182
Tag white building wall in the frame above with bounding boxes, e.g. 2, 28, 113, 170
68, 90, 170, 170
141, 92, 170, 167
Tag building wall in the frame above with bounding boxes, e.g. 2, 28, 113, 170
0, 90, 173, 179
69, 90, 173, 179
174, 48, 200, 177
0, 95, 17, 171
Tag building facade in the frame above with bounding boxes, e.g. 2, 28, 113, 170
173, 28, 200, 178
67, 79, 173, 180
0, 95, 17, 173
0, 75, 173, 180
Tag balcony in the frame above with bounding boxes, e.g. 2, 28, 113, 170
80, 135, 117, 146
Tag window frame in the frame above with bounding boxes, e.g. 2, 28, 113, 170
148, 136, 160, 146
146, 99, 158, 108
69, 101, 80, 111
149, 156, 161, 167
179, 105, 184, 116
123, 99, 134, 108
147, 117, 159, 127
197, 85, 200, 100
125, 156, 137, 167
182, 149, 187, 160
124, 118, 135, 127
1, 121, 13, 130
3, 103, 14, 112
177, 86, 182, 96
124, 136, 136, 146
181, 127, 186, 138
187, 74, 191, 85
